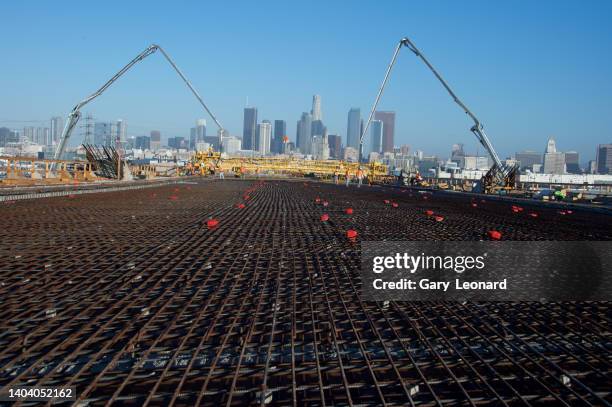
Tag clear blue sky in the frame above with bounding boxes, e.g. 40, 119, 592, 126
1, 0, 610, 162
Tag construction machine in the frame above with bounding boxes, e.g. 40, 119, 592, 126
360, 37, 517, 194
53, 44, 224, 170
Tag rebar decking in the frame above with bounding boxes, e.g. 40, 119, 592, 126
0, 179, 610, 406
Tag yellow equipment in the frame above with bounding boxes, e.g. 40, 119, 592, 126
189, 149, 389, 182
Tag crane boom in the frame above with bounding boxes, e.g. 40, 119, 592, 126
53, 44, 223, 161
360, 37, 509, 179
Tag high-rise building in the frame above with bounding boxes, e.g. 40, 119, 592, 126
23, 127, 35, 143
195, 119, 207, 142
328, 134, 342, 159
50, 116, 64, 145
189, 128, 197, 150
311, 95, 322, 121
312, 133, 330, 160
116, 119, 127, 144
346, 108, 361, 150
515, 150, 542, 170
257, 121, 272, 155
0, 127, 12, 147
273, 120, 286, 154
297, 112, 312, 154
543, 138, 565, 174
150, 130, 161, 151
564, 151, 580, 174
242, 108, 258, 150
135, 136, 150, 150
94, 122, 112, 146
370, 120, 383, 154
311, 120, 325, 138
374, 111, 395, 153
596, 144, 612, 174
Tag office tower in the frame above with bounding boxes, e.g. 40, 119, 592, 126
596, 144, 612, 174
312, 133, 330, 160
328, 134, 342, 159
311, 120, 325, 138
298, 112, 312, 154
543, 137, 565, 174
196, 119, 207, 139
370, 120, 383, 154
135, 136, 150, 150
242, 107, 258, 150
0, 127, 9, 147
94, 122, 112, 146
189, 128, 197, 150
168, 136, 186, 149
116, 119, 127, 144
150, 130, 161, 151
23, 127, 35, 142
515, 150, 542, 170
564, 151, 580, 173
346, 108, 361, 150
50, 116, 64, 145
273, 120, 286, 154
374, 111, 395, 153
311, 95, 322, 121
257, 121, 272, 155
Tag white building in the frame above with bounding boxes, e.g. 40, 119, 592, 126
257, 121, 272, 155
311, 134, 330, 160
543, 138, 565, 174
343, 146, 359, 162
222, 136, 241, 155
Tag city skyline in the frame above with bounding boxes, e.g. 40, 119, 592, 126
0, 1, 610, 161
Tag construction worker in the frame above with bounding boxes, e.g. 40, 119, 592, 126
357, 168, 364, 188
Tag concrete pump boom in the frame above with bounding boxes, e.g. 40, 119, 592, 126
53, 44, 224, 161
360, 37, 509, 180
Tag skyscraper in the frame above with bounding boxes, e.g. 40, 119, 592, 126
328, 134, 342, 159
116, 119, 127, 144
257, 121, 272, 155
242, 108, 258, 150
596, 144, 612, 174
370, 120, 383, 154
543, 137, 565, 174
311, 95, 322, 121
196, 119, 207, 142
50, 116, 64, 145
564, 151, 580, 174
150, 130, 161, 151
94, 122, 112, 146
298, 112, 312, 154
374, 111, 395, 153
346, 108, 361, 150
273, 120, 286, 154
515, 150, 542, 170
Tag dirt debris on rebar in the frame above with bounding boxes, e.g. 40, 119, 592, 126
0, 179, 610, 406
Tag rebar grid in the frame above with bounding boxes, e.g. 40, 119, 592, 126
0, 179, 610, 406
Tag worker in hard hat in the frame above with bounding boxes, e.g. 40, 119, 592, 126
357, 168, 364, 188
345, 169, 351, 187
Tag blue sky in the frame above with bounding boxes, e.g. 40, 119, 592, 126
0, 0, 610, 162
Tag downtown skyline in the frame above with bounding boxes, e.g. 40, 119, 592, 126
0, 1, 611, 161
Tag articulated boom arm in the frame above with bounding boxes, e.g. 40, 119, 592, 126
54, 44, 223, 160
360, 37, 505, 174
